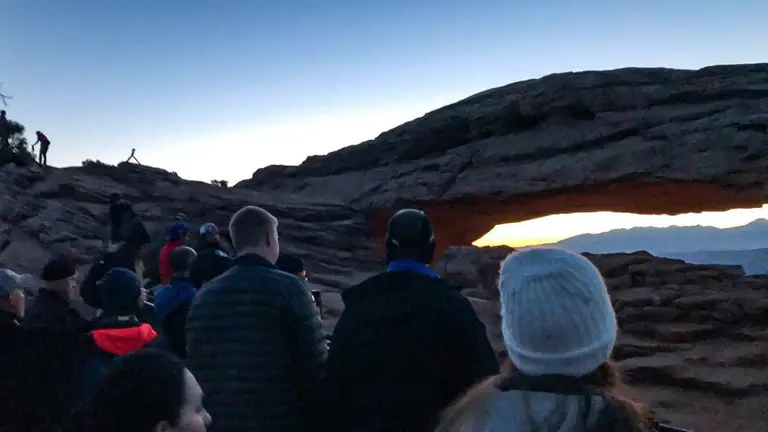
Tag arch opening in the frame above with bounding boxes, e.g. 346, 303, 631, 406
367, 180, 768, 260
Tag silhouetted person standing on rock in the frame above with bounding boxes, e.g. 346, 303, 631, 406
322, 209, 498, 432
0, 110, 8, 149
186, 206, 327, 432
32, 131, 51, 166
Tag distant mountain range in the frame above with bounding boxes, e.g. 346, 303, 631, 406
553, 219, 768, 274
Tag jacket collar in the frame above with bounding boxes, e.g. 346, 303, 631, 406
342, 270, 462, 305
234, 253, 276, 269
169, 275, 194, 286
36, 288, 71, 308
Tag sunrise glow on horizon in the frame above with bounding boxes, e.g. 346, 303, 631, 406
473, 205, 768, 247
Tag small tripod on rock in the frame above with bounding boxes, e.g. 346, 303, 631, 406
126, 148, 142, 165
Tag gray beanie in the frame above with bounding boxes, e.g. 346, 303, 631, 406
498, 247, 617, 377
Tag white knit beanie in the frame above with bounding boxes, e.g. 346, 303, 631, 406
498, 247, 617, 377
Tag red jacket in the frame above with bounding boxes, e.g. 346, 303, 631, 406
159, 240, 184, 285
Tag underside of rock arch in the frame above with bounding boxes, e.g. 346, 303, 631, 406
240, 63, 768, 256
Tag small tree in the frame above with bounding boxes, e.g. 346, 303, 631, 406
0, 119, 34, 166
210, 179, 229, 188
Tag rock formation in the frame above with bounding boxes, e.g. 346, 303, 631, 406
239, 63, 768, 256
1, 63, 767, 431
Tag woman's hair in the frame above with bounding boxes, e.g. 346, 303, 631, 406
84, 349, 188, 432
436, 358, 650, 432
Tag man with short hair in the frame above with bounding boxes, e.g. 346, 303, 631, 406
323, 209, 498, 432
154, 246, 197, 358
189, 222, 233, 289
187, 205, 327, 432
25, 257, 90, 331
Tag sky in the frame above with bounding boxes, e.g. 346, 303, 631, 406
3, 0, 767, 246
474, 205, 768, 247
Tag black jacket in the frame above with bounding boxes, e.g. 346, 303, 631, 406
323, 270, 499, 432
0, 311, 89, 431
24, 289, 92, 332
186, 253, 327, 432
189, 241, 233, 289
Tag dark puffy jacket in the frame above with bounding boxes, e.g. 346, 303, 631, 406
323, 270, 498, 432
154, 276, 196, 358
0, 311, 89, 431
24, 289, 92, 332
189, 241, 233, 289
186, 253, 327, 432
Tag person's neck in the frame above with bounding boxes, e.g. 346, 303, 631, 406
43, 284, 71, 302
237, 247, 270, 259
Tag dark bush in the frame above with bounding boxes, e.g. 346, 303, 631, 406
0, 119, 35, 167
82, 159, 113, 168
210, 179, 229, 188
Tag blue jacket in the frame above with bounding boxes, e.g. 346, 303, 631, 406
154, 276, 196, 358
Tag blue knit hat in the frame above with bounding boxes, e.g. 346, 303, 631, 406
166, 222, 188, 241
498, 248, 617, 377
99, 268, 142, 316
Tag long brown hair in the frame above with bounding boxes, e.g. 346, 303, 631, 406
436, 357, 651, 432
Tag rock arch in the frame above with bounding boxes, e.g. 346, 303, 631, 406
240, 63, 768, 257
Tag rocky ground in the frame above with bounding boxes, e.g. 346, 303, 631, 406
2, 63, 768, 431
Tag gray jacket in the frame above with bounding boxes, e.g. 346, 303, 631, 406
186, 253, 327, 432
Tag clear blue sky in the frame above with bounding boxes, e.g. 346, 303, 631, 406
4, 0, 766, 184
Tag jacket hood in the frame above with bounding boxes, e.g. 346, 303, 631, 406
91, 323, 158, 355
461, 389, 609, 431
154, 277, 196, 319
342, 270, 462, 305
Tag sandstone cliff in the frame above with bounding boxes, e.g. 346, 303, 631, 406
240, 63, 768, 256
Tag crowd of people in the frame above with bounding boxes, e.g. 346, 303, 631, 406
0, 193, 690, 431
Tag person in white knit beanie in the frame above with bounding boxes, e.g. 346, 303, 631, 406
435, 248, 653, 432
498, 247, 617, 377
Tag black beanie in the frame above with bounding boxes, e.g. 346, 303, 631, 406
41, 257, 77, 282
276, 254, 304, 275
